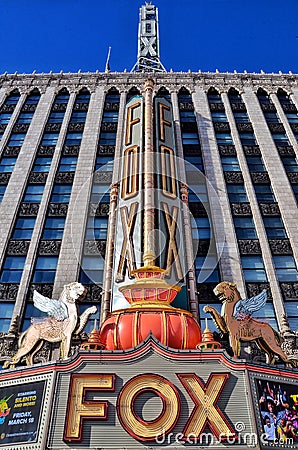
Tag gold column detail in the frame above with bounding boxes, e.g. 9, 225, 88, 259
143, 79, 156, 267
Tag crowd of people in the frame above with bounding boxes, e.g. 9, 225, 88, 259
259, 380, 298, 443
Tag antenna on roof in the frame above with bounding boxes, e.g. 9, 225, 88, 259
131, 2, 166, 73
105, 46, 112, 73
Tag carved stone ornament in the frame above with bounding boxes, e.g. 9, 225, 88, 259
287, 172, 298, 183
52, 103, 67, 112
0, 283, 20, 300
21, 104, 37, 112
83, 240, 106, 256
0, 104, 15, 113
101, 122, 118, 132
209, 102, 225, 111
37, 145, 55, 156
236, 122, 253, 132
12, 123, 30, 133
28, 283, 53, 299
230, 102, 247, 111
243, 145, 261, 156
29, 172, 48, 184
213, 122, 230, 132
178, 102, 194, 111
7, 240, 30, 256
68, 122, 85, 132
276, 145, 295, 156
48, 202, 68, 216
103, 102, 119, 111
0, 173, 11, 185
218, 144, 236, 156
246, 282, 271, 299
38, 240, 61, 256
89, 202, 110, 216
238, 239, 261, 254
259, 202, 280, 216
197, 282, 218, 301
181, 121, 197, 132
0, 123, 7, 133
230, 202, 252, 216
62, 145, 80, 155
3, 282, 97, 368
224, 171, 244, 184
269, 239, 293, 255
93, 171, 113, 184
280, 282, 298, 300
268, 122, 285, 133
98, 144, 115, 155
84, 284, 102, 302
250, 172, 270, 184
290, 122, 298, 133
260, 103, 276, 112
281, 103, 297, 113
55, 172, 74, 183
182, 144, 201, 155
19, 202, 40, 216
73, 102, 89, 111
45, 122, 62, 132
3, 146, 21, 157
204, 281, 296, 366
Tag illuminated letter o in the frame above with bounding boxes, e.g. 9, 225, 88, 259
117, 374, 180, 441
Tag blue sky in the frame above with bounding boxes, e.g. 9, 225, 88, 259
0, 0, 297, 74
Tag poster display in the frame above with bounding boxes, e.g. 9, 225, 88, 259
0, 380, 46, 446
255, 377, 298, 448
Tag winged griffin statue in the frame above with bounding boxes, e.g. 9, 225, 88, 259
204, 281, 297, 367
3, 282, 97, 369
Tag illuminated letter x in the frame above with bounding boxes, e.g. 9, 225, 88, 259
116, 203, 138, 282
162, 202, 183, 279
178, 373, 236, 440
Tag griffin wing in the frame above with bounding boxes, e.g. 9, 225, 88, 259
233, 289, 267, 320
33, 290, 68, 321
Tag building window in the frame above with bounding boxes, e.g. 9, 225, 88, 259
272, 256, 298, 282
58, 156, 78, 172
91, 184, 110, 203
241, 256, 267, 282
191, 217, 211, 239
48, 112, 65, 123
5, 93, 20, 105
263, 112, 280, 123
272, 133, 290, 146
227, 184, 248, 202
207, 89, 222, 103
32, 256, 58, 283
263, 217, 287, 238
282, 157, 298, 172
195, 256, 220, 283
234, 217, 257, 239
211, 112, 228, 122
0, 303, 14, 333
70, 111, 87, 123
215, 133, 233, 145
285, 113, 298, 123
12, 218, 36, 239
0, 256, 26, 282
284, 302, 298, 331
233, 112, 250, 123
99, 132, 117, 145
221, 156, 240, 171
23, 185, 45, 203
239, 133, 257, 146
41, 133, 59, 146
184, 156, 204, 172
17, 112, 34, 124
86, 217, 108, 240
95, 156, 114, 171
254, 184, 275, 202
32, 157, 52, 172
0, 156, 17, 173
25, 93, 40, 105
188, 184, 208, 203
7, 133, 26, 147
179, 111, 196, 122
55, 92, 70, 104
0, 186, 6, 201
42, 217, 66, 240
0, 113, 13, 124
50, 184, 72, 203
64, 132, 82, 146
75, 92, 91, 103
79, 256, 104, 284
246, 156, 266, 172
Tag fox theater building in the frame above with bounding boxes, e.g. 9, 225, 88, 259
0, 2, 298, 449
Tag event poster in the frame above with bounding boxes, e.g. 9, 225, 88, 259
0, 380, 46, 446
256, 377, 298, 447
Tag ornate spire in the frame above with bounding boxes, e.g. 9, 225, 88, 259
131, 2, 166, 73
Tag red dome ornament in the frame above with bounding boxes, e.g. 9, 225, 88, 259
99, 266, 202, 350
